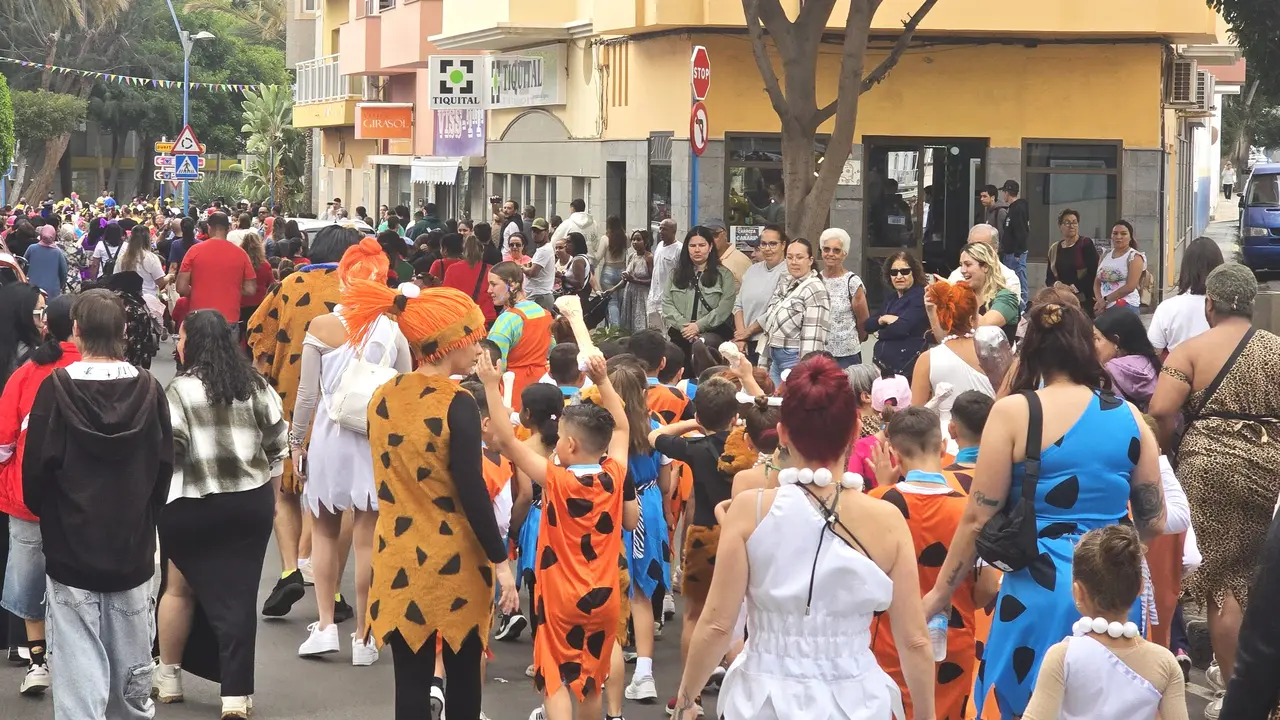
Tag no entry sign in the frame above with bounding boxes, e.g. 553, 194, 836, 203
690, 101, 709, 156
690, 46, 711, 101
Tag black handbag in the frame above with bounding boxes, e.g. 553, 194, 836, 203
975, 390, 1043, 573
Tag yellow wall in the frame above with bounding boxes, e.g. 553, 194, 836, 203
592, 0, 1218, 41
322, 0, 348, 54
440, 0, 591, 38
488, 39, 601, 140
295, 99, 358, 128
319, 129, 379, 168
597, 36, 1165, 148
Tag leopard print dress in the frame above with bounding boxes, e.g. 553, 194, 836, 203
1172, 329, 1280, 611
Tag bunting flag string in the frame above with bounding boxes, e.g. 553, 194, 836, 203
0, 55, 277, 93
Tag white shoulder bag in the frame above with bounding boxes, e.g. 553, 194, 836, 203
325, 337, 400, 435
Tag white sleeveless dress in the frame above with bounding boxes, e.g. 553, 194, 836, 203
927, 341, 994, 454
717, 484, 905, 720
300, 312, 405, 516
1057, 636, 1161, 719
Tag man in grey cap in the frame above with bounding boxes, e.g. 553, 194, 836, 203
703, 218, 752, 283
523, 217, 556, 310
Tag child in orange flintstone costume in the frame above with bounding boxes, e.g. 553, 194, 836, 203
477, 351, 634, 720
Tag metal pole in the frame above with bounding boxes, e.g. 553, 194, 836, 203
690, 87, 699, 228
269, 144, 275, 209
182, 44, 191, 216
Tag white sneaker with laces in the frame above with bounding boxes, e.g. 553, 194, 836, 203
20, 664, 51, 696
221, 695, 253, 719
298, 622, 340, 657
297, 557, 315, 585
624, 673, 657, 702
1206, 659, 1223, 692
1204, 694, 1223, 720
663, 592, 676, 620
351, 634, 379, 666
152, 661, 183, 703
527, 707, 546, 720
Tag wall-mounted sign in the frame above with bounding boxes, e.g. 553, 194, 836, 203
355, 103, 413, 140
488, 44, 567, 110
434, 109, 485, 157
429, 56, 484, 110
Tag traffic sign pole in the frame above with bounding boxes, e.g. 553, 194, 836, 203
689, 46, 710, 228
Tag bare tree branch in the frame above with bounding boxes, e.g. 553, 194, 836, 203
814, 0, 937, 125
743, 0, 792, 120
810, 0, 873, 200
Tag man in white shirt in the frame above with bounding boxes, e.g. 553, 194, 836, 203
646, 218, 682, 331
733, 224, 787, 364
523, 218, 557, 310
949, 223, 1021, 301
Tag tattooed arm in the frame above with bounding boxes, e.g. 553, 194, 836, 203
922, 393, 1020, 619
1127, 403, 1167, 541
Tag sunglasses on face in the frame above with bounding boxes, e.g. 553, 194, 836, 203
888, 268, 913, 277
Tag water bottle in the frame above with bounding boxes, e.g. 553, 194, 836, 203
928, 611, 950, 662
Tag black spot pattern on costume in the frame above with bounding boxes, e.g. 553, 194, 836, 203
416, 467, 432, 482
438, 553, 461, 575
1128, 436, 1142, 465
647, 559, 664, 582
425, 442, 437, 453
999, 595, 1027, 623
533, 668, 546, 692
387, 433, 404, 447
380, 451, 392, 469
369, 600, 379, 620
1038, 522, 1078, 539
450, 597, 468, 611
583, 677, 597, 696
540, 546, 559, 570
974, 640, 985, 660
1027, 552, 1057, 592
559, 662, 582, 685
404, 601, 426, 625
918, 542, 948, 567
289, 353, 301, 365
323, 301, 338, 312
575, 587, 613, 614
267, 306, 280, 320
597, 471, 615, 494
881, 488, 910, 519
439, 520, 453, 536
378, 481, 395, 503
394, 516, 412, 536
1098, 392, 1124, 411
419, 384, 437, 398
416, 547, 428, 566
937, 661, 965, 684
424, 417, 444, 436
1053, 435, 1066, 448
433, 496, 456, 513
952, 472, 974, 492
391, 569, 410, 589
580, 533, 598, 562
586, 630, 606, 659
1044, 476, 1079, 509
420, 340, 439, 359
375, 398, 390, 420
534, 596, 546, 627
295, 292, 312, 307
566, 625, 585, 650
545, 502, 558, 527
378, 535, 387, 552
276, 329, 291, 343
949, 605, 966, 629
566, 497, 594, 518
576, 473, 595, 488
595, 512, 614, 534
1012, 646, 1037, 684
478, 564, 492, 586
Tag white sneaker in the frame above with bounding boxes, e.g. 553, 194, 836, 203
705, 665, 726, 691
1206, 659, 1224, 692
653, 620, 664, 638
152, 661, 183, 703
351, 634, 379, 666
20, 664, 50, 696
298, 622, 340, 657
297, 557, 315, 586
624, 673, 657, 702
525, 663, 537, 678
527, 707, 546, 720
430, 684, 445, 720
221, 695, 253, 719
1204, 694, 1223, 720
663, 592, 676, 620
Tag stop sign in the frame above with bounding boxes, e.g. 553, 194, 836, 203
690, 46, 711, 101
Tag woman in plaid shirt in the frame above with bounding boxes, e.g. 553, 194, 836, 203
761, 238, 831, 385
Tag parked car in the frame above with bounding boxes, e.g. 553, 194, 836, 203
286, 217, 375, 241
1239, 163, 1280, 272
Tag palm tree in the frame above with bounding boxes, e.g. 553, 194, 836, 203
240, 84, 305, 211
183, 0, 285, 45
3, 0, 131, 30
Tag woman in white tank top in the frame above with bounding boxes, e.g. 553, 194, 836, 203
916, 280, 995, 454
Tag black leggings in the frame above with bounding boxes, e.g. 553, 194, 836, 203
388, 630, 484, 720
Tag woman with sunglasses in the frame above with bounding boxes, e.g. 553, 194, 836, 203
504, 233, 527, 264
864, 251, 929, 378
818, 228, 869, 369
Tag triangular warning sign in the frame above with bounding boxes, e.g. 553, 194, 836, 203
172, 125, 203, 154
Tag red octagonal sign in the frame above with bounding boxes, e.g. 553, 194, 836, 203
690, 45, 711, 101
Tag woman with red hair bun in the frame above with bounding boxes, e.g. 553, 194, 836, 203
289, 238, 413, 664
915, 279, 995, 455
674, 355, 937, 720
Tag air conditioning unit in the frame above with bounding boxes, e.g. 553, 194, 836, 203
1193, 70, 1216, 115
1166, 57, 1198, 106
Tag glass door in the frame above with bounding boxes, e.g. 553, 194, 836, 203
863, 143, 924, 308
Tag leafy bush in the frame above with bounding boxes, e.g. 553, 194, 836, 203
187, 173, 246, 207
0, 76, 13, 172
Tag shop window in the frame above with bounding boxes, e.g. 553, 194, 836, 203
725, 134, 828, 230
1023, 141, 1121, 261
649, 133, 672, 234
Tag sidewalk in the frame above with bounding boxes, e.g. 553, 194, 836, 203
1205, 199, 1240, 261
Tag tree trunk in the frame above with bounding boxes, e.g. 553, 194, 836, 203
107, 132, 124, 194
135, 134, 152, 198
1233, 78, 1261, 171
23, 135, 72, 202
94, 127, 106, 192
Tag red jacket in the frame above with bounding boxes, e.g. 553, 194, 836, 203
442, 260, 498, 323
0, 343, 81, 520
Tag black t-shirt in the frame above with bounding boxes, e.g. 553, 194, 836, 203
654, 431, 731, 528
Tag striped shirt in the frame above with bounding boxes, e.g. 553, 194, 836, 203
488, 300, 551, 358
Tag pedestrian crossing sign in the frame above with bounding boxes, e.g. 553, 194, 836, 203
174, 153, 200, 180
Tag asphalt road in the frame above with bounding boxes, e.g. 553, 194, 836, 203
0, 343, 1212, 720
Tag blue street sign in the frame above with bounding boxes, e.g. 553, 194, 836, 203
173, 153, 200, 181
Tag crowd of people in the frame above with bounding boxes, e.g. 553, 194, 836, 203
0, 187, 1279, 720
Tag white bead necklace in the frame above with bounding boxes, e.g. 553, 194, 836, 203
1071, 616, 1140, 639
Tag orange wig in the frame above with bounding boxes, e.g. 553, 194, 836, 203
338, 237, 390, 286
927, 279, 979, 336
341, 280, 487, 364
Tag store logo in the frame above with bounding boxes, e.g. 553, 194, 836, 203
434, 58, 480, 107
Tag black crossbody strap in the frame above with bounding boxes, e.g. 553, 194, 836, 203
1191, 326, 1256, 419
1021, 390, 1043, 504
469, 263, 487, 301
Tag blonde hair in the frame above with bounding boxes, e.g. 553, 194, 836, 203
960, 241, 1008, 309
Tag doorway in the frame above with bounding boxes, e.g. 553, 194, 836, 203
606, 161, 627, 222
862, 138, 989, 307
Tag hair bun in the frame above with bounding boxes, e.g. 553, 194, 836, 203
1036, 303, 1064, 328
1098, 524, 1143, 566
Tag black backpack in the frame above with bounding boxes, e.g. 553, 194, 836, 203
101, 242, 122, 277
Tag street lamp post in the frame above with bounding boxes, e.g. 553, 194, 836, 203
164, 0, 213, 216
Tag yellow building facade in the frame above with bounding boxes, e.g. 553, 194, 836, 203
432, 0, 1230, 301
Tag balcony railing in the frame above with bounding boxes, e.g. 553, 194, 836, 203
294, 54, 363, 105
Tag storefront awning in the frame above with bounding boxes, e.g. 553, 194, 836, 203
410, 158, 462, 185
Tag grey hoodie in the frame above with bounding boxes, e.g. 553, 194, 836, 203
551, 211, 601, 263
983, 201, 1009, 231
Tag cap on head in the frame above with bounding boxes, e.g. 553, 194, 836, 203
999, 180, 1020, 195
702, 218, 727, 233
532, 218, 549, 231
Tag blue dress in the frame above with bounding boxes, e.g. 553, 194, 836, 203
622, 440, 671, 600
977, 391, 1143, 718
515, 485, 542, 590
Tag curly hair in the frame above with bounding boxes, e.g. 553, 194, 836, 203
881, 250, 925, 289
179, 310, 267, 405
926, 279, 978, 336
